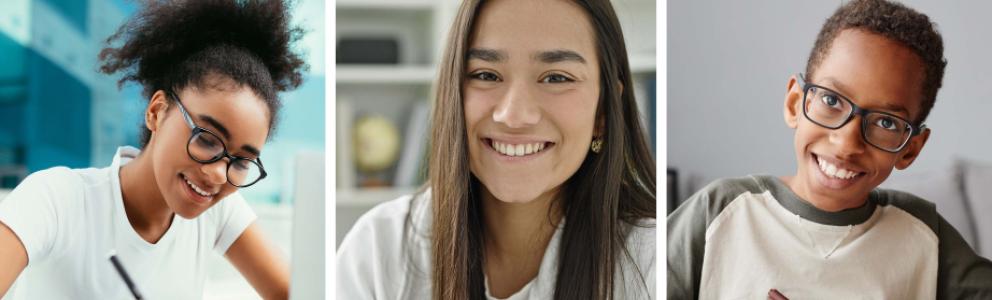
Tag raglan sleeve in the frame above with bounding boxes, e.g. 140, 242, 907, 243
935, 214, 992, 298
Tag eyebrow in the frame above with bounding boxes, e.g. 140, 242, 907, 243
818, 77, 911, 117
466, 48, 506, 62
198, 115, 261, 157
466, 48, 587, 64
535, 49, 586, 64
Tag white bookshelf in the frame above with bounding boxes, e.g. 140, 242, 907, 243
337, 187, 415, 207
336, 65, 436, 85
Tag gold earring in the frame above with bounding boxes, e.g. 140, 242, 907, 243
591, 138, 603, 154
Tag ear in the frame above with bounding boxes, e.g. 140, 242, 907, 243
895, 127, 930, 170
145, 90, 172, 138
783, 75, 802, 129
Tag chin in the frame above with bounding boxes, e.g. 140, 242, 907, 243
171, 203, 207, 220
491, 191, 538, 204
485, 183, 545, 204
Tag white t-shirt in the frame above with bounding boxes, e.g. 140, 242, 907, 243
0, 147, 257, 300
336, 191, 656, 299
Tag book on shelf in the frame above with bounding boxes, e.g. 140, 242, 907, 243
336, 100, 356, 188
394, 101, 430, 187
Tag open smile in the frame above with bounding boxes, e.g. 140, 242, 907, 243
483, 138, 555, 160
180, 173, 217, 205
811, 153, 866, 189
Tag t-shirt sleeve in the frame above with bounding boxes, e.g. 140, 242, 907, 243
337, 195, 416, 299
667, 186, 710, 300
935, 214, 992, 298
667, 178, 754, 300
336, 207, 381, 300
211, 192, 258, 254
0, 167, 79, 264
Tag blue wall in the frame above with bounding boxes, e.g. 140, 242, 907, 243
24, 51, 92, 171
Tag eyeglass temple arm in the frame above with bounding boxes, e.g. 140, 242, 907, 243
168, 90, 197, 129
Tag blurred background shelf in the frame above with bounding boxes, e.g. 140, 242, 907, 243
336, 65, 436, 85
337, 187, 415, 207
336, 0, 438, 10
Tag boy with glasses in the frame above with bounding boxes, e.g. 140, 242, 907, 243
668, 0, 992, 298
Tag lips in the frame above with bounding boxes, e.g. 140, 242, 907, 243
485, 138, 554, 158
811, 153, 866, 186
180, 174, 217, 204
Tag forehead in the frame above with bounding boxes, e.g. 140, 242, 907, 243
470, 0, 597, 61
814, 29, 926, 120
179, 85, 270, 150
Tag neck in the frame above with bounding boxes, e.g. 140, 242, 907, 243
780, 175, 868, 212
481, 189, 562, 262
119, 152, 174, 243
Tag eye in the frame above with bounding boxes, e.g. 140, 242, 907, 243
196, 136, 219, 148
874, 117, 899, 131
232, 159, 251, 171
820, 94, 841, 108
540, 73, 574, 84
469, 71, 501, 82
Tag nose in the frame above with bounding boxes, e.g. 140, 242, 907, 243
828, 116, 866, 157
492, 82, 541, 128
200, 160, 228, 186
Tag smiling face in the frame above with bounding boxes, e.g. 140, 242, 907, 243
784, 29, 930, 211
463, 0, 601, 204
146, 78, 270, 219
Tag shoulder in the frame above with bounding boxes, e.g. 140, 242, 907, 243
625, 218, 656, 251
618, 218, 657, 299
694, 176, 769, 204
672, 175, 770, 224
3, 166, 97, 209
623, 218, 656, 271
872, 188, 939, 234
341, 192, 426, 248
336, 191, 431, 299
19, 166, 88, 191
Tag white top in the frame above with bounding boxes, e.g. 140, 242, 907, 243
668, 176, 946, 299
336, 192, 656, 299
0, 147, 257, 300
699, 189, 938, 299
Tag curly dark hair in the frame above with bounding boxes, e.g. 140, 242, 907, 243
806, 0, 946, 124
98, 0, 308, 147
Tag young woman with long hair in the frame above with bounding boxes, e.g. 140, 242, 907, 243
0, 0, 307, 298
338, 0, 656, 299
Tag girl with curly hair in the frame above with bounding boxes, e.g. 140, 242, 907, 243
0, 0, 307, 299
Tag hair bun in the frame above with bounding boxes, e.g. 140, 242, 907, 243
100, 0, 307, 93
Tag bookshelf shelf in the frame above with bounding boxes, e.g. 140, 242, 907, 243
336, 65, 436, 85
337, 187, 415, 207
336, 0, 437, 11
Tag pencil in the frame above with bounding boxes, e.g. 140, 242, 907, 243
108, 253, 144, 300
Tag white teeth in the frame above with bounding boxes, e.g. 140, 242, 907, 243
491, 140, 547, 157
184, 177, 213, 197
816, 157, 859, 180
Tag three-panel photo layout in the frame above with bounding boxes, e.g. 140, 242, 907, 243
0, 0, 990, 299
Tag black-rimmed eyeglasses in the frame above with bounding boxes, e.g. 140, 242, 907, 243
170, 90, 267, 187
796, 73, 925, 153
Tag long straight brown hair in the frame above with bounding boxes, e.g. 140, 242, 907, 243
426, 0, 656, 299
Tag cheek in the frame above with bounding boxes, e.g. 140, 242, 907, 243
545, 91, 597, 139
463, 88, 500, 126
